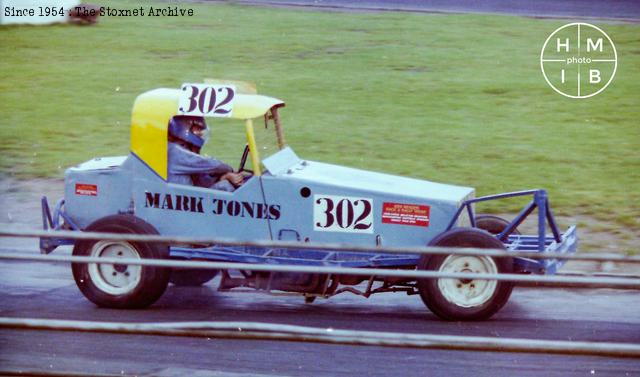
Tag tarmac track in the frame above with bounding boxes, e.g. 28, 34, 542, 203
0, 247, 639, 376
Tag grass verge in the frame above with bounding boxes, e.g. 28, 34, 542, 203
0, 0, 638, 234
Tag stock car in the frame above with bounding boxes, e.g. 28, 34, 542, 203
41, 82, 577, 321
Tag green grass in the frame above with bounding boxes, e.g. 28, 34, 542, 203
0, 0, 639, 230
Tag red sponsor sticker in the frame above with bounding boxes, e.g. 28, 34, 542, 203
75, 183, 98, 196
382, 202, 430, 227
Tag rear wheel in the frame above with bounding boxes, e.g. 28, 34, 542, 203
72, 215, 170, 309
417, 228, 513, 321
475, 214, 520, 235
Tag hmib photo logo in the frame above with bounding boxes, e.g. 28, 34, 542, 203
540, 23, 617, 99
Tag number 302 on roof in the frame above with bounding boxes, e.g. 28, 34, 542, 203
178, 83, 236, 117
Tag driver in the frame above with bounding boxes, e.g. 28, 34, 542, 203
167, 115, 244, 192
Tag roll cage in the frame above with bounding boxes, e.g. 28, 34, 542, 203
130, 83, 285, 180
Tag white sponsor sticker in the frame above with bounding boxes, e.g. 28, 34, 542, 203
178, 83, 236, 117
313, 195, 373, 234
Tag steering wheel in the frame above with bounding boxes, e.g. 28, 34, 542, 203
238, 144, 254, 175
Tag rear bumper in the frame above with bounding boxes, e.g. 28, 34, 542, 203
512, 225, 578, 274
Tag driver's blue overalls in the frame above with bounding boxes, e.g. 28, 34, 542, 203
168, 142, 236, 192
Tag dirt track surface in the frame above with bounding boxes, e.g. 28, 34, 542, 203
0, 177, 637, 274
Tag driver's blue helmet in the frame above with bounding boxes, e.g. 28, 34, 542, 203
168, 116, 210, 150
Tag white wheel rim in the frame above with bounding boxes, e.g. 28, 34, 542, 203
88, 240, 142, 295
437, 255, 498, 308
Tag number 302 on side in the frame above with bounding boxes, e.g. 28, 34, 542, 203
313, 195, 373, 233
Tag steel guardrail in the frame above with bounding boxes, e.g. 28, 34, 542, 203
1, 318, 639, 358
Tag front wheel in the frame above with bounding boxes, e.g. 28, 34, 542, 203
72, 215, 170, 309
417, 228, 513, 321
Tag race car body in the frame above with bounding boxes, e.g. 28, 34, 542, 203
41, 82, 577, 320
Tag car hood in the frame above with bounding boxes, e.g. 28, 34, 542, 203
263, 148, 474, 204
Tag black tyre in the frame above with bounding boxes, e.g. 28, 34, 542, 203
475, 214, 520, 235
170, 268, 218, 286
417, 228, 514, 321
71, 215, 170, 309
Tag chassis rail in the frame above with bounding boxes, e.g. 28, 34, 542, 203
40, 189, 578, 276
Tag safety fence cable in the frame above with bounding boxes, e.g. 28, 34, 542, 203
1, 228, 638, 263
0, 252, 638, 288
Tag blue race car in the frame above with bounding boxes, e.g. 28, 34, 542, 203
41, 82, 577, 320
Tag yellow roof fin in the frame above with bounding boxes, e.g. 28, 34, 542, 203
129, 86, 285, 180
